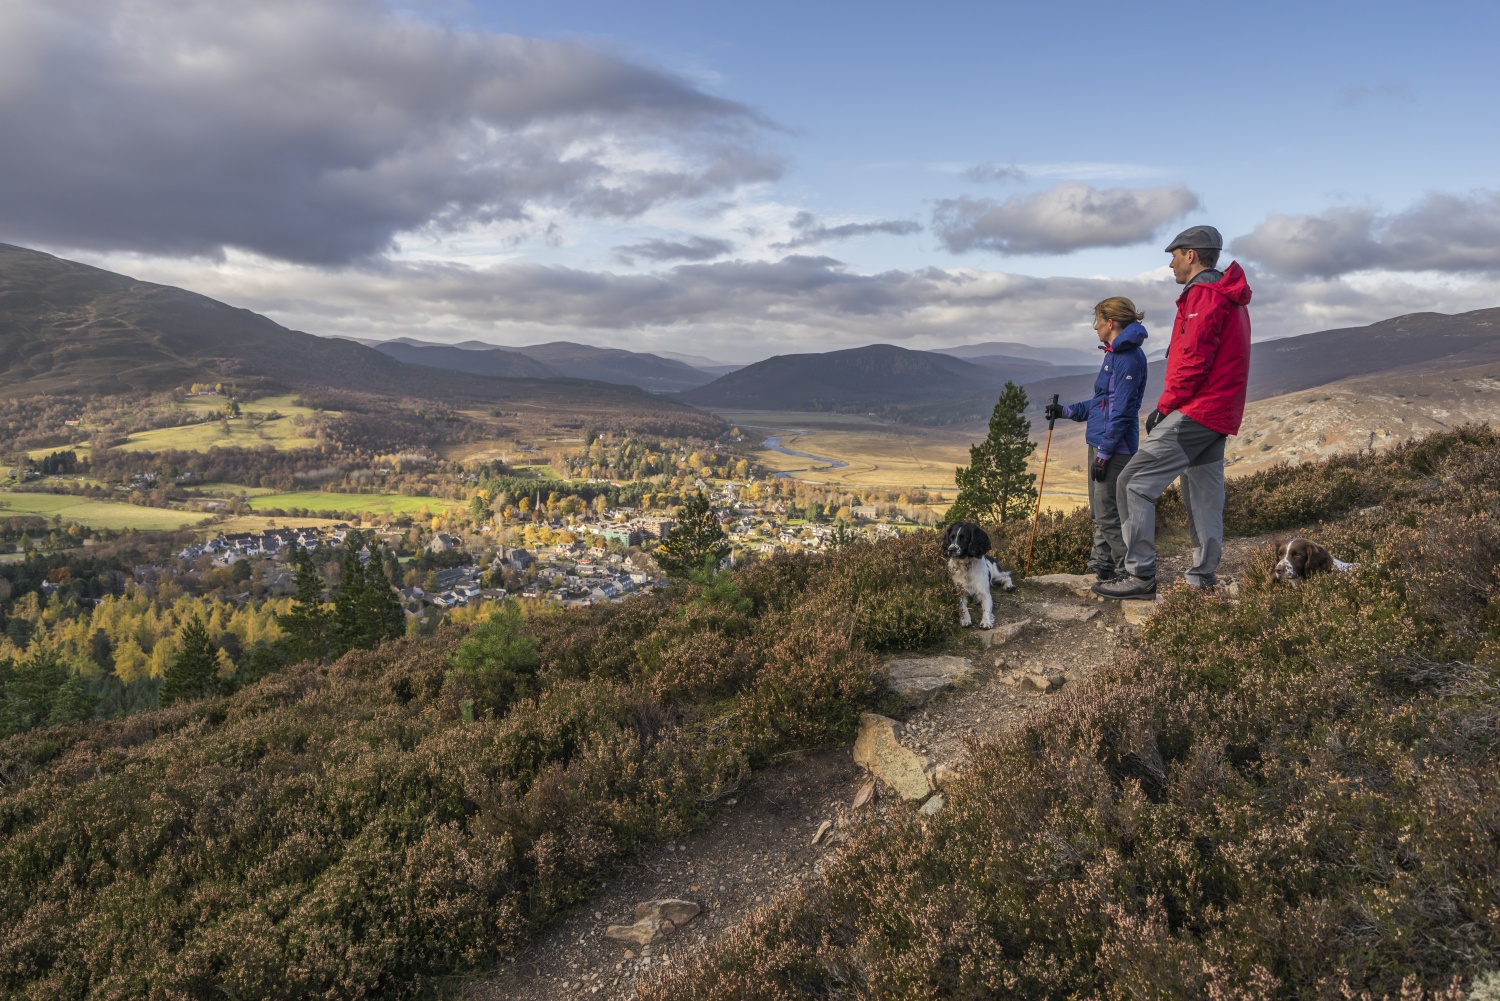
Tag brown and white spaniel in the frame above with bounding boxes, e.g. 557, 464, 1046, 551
1273, 537, 1358, 584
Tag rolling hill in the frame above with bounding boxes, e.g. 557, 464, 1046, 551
679, 344, 1003, 411
365, 337, 716, 392
0, 244, 716, 433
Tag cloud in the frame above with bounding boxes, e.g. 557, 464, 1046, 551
771, 211, 922, 250
0, 0, 782, 265
932, 182, 1200, 254
961, 163, 1028, 183
613, 236, 735, 265
1232, 191, 1500, 278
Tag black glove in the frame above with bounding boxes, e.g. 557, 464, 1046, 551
1091, 454, 1110, 482
1145, 409, 1165, 433
1043, 402, 1068, 422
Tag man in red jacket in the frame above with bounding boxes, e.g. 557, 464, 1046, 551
1094, 225, 1252, 599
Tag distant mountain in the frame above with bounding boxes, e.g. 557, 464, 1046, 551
371, 341, 560, 380
935, 340, 1097, 367
511, 341, 715, 392
0, 244, 714, 431
678, 343, 1058, 414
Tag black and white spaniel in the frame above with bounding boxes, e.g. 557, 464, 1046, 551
941, 520, 1015, 629
1273, 537, 1358, 584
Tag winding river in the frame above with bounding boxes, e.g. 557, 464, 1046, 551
758, 433, 849, 476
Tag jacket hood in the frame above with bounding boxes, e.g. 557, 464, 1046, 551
1182, 261, 1253, 307
1107, 321, 1148, 353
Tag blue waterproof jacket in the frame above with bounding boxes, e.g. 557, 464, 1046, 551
1062, 322, 1148, 458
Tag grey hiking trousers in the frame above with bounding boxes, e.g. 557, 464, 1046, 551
1087, 450, 1132, 573
1116, 411, 1227, 587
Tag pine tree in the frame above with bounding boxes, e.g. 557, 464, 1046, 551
277, 546, 329, 662
653, 491, 731, 579
332, 531, 368, 654
159, 615, 219, 707
948, 380, 1037, 525
356, 543, 405, 649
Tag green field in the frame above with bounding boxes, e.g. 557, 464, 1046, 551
245, 491, 460, 518
0, 492, 206, 531
27, 394, 327, 459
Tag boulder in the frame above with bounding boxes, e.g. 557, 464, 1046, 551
886, 655, 974, 703
604, 899, 702, 947
853, 713, 932, 800
979, 619, 1029, 648
918, 793, 946, 816
1024, 573, 1096, 598
1121, 599, 1161, 626
1037, 603, 1098, 624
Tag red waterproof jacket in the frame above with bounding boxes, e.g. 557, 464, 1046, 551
1156, 261, 1253, 435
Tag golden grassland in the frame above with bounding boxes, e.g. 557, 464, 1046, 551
716, 410, 1089, 512
245, 491, 461, 518
0, 491, 206, 531
27, 394, 326, 460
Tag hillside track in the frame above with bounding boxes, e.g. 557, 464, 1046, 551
471, 534, 1275, 1000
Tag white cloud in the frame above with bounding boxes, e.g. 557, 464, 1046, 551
0, 0, 782, 265
1233, 191, 1500, 278
932, 183, 1201, 255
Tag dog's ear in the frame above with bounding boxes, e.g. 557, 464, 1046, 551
1305, 544, 1334, 577
941, 523, 956, 547
969, 526, 990, 557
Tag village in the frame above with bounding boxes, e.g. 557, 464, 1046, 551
152, 481, 913, 621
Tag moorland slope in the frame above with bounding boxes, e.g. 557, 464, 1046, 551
0, 244, 718, 435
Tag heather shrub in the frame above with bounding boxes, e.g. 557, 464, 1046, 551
0, 529, 954, 1000
646, 428, 1500, 1001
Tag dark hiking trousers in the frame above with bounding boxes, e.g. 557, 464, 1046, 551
1115, 411, 1227, 587
1086, 450, 1132, 573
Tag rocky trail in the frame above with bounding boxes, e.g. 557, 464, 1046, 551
471, 534, 1276, 1000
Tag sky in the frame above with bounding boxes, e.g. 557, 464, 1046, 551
3, 0, 1499, 364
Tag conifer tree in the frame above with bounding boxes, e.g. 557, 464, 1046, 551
159, 615, 219, 707
332, 531, 368, 653
948, 380, 1037, 525
356, 543, 405, 648
277, 546, 329, 662
653, 491, 731, 579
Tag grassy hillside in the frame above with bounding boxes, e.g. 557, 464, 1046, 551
0, 491, 205, 531
647, 426, 1500, 1000
0, 244, 723, 438
0, 534, 957, 999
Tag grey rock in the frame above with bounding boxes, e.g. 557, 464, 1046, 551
886, 655, 974, 703
918, 793, 946, 816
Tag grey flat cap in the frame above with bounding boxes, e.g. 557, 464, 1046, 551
1164, 225, 1223, 252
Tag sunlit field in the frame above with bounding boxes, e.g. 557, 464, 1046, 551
0, 491, 206, 531
244, 491, 461, 518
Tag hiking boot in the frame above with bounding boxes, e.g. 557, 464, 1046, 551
1087, 561, 1115, 582
1092, 575, 1157, 600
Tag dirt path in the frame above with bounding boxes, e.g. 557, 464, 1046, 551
469, 536, 1275, 1001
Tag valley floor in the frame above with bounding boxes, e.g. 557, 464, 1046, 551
470, 532, 1274, 1000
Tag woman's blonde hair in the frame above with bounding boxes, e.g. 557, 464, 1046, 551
1094, 296, 1144, 327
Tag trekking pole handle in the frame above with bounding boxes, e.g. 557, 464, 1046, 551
1047, 394, 1059, 431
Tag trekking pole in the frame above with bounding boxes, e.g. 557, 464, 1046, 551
1025, 394, 1060, 575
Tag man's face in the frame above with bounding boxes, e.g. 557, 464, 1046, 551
1168, 247, 1198, 284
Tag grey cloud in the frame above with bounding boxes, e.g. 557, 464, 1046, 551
771, 211, 922, 250
933, 183, 1201, 255
1233, 191, 1500, 278
614, 236, 735, 265
961, 163, 1028, 183
0, 0, 781, 265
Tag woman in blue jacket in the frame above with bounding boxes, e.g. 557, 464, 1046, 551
1044, 297, 1148, 581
